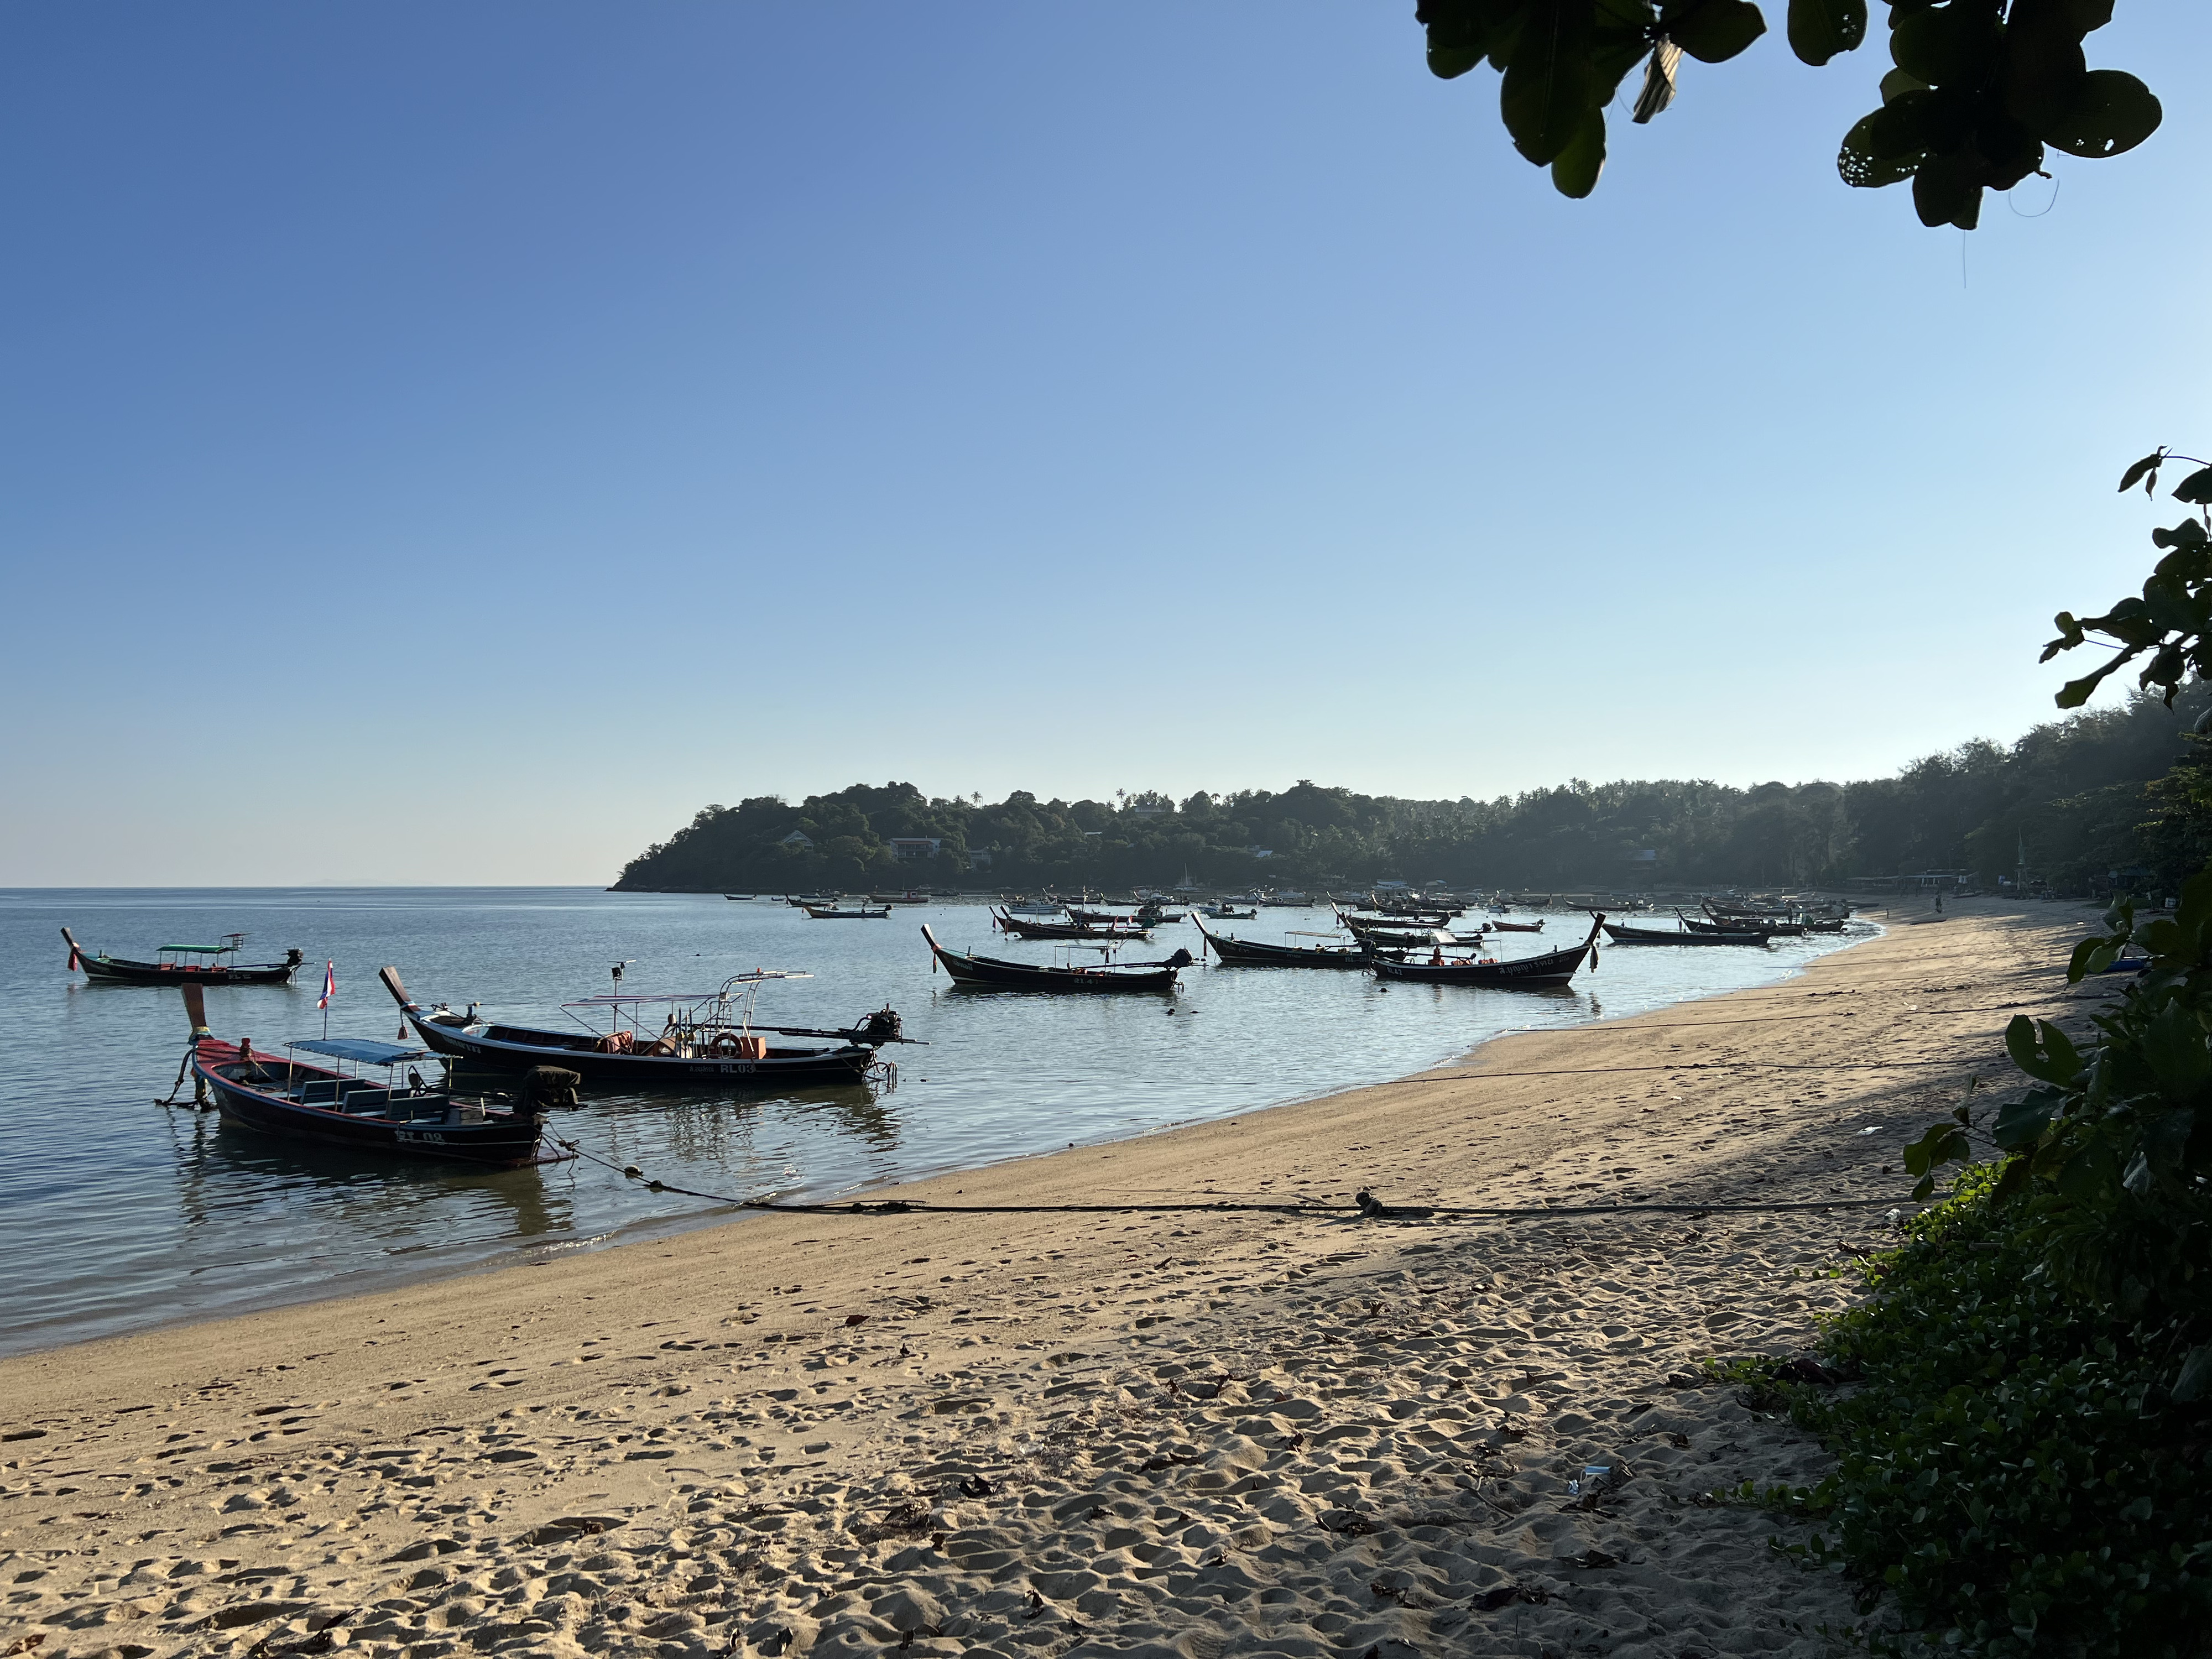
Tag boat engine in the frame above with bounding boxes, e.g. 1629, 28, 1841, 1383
852, 1006, 904, 1046
1165, 948, 1195, 969
517, 1065, 581, 1118
284, 948, 305, 967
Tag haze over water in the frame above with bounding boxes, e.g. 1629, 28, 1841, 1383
0, 888, 1869, 1355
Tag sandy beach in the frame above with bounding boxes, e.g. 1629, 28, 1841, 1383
1, 899, 2111, 1659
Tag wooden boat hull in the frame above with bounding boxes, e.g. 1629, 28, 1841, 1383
924, 926, 1183, 992
79, 958, 299, 985
401, 1010, 876, 1086
1370, 917, 1604, 988
992, 910, 1152, 942
1194, 925, 1371, 968
1602, 923, 1770, 946
192, 1045, 552, 1167
64, 928, 300, 986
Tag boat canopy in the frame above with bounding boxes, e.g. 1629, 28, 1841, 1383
161, 943, 238, 954
565, 969, 813, 1008
291, 1037, 432, 1066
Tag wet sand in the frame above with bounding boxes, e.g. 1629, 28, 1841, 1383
0, 898, 2107, 1658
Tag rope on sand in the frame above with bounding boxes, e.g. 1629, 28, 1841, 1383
555, 1140, 1917, 1224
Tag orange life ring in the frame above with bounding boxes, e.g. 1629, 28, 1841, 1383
711, 1033, 742, 1057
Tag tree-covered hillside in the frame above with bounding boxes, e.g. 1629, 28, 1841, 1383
613, 688, 2212, 895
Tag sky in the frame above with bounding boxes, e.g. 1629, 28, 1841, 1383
3, 4, 2206, 886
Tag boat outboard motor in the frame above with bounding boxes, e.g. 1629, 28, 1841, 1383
284, 948, 305, 968
517, 1065, 581, 1118
1165, 948, 1195, 969
853, 1006, 904, 1046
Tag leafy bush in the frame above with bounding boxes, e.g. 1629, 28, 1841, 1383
1780, 1171, 2212, 1657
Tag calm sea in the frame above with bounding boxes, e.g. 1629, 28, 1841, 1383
0, 888, 1871, 1355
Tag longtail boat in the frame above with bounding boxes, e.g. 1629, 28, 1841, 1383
1685, 909, 1802, 937
177, 985, 571, 1166
992, 909, 1152, 941
1601, 919, 1771, 946
1486, 919, 1545, 933
381, 966, 903, 1086
1191, 915, 1374, 968
1370, 916, 1605, 988
923, 925, 1190, 992
64, 927, 304, 986
805, 904, 892, 919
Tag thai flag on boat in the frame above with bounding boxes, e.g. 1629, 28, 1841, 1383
318, 961, 335, 1010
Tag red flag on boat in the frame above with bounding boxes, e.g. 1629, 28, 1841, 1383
318, 961, 335, 1010
66, 942, 80, 972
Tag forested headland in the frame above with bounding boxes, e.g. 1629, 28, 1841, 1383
613, 687, 2212, 896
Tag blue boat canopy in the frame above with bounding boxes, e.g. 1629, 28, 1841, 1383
160, 943, 238, 954
290, 1037, 432, 1066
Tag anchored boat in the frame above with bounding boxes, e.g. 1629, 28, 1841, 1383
1370, 915, 1606, 988
64, 927, 304, 986
175, 986, 571, 1166
922, 925, 1191, 992
380, 967, 904, 1086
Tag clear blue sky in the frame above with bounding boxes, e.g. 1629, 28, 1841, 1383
3, 4, 2204, 885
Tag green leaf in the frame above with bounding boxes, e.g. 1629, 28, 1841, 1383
1663, 0, 1767, 64
1879, 67, 1928, 103
1990, 1150, 2036, 1201
2139, 1001, 2211, 1091
2174, 1343, 2212, 1405
1500, 0, 1595, 166
2002, 0, 2089, 132
1786, 0, 1864, 66
2005, 1015, 2084, 1086
1912, 152, 1982, 229
1890, 2, 1998, 86
2117, 450, 2166, 494
1428, 40, 1488, 78
2172, 466, 2212, 505
1901, 1120, 1969, 1178
1838, 93, 1940, 189
1551, 106, 1608, 197
2043, 69, 2162, 158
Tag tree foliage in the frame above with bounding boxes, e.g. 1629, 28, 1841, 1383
612, 696, 2212, 895
1413, 1, 2159, 225
2043, 447, 2212, 710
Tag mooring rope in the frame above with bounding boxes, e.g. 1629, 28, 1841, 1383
554, 1139, 1914, 1222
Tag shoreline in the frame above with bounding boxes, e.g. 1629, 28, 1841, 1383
1, 899, 2106, 1658
2, 915, 1867, 1364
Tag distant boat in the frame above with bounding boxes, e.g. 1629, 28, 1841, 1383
1488, 919, 1545, 933
1601, 919, 1770, 946
869, 892, 931, 905
64, 927, 304, 987
1003, 898, 1063, 916
805, 904, 892, 919
1371, 915, 1605, 988
993, 908, 1151, 941
922, 925, 1190, 993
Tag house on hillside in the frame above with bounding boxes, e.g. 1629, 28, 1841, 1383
889, 837, 943, 861
780, 830, 814, 849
